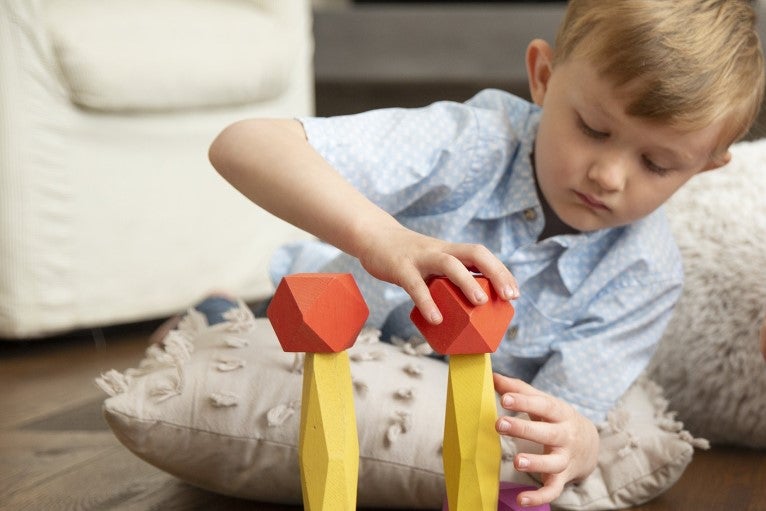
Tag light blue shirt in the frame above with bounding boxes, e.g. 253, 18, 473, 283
272, 89, 683, 422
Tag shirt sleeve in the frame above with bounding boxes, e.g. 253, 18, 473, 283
531, 278, 682, 423
298, 101, 495, 216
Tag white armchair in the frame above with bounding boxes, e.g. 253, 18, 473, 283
0, 0, 314, 338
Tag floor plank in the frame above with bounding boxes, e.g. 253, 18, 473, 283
0, 431, 117, 500
0, 323, 157, 429
0, 430, 301, 511
632, 447, 766, 511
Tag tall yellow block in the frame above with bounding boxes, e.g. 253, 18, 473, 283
267, 274, 369, 511
410, 276, 514, 511
443, 353, 501, 511
299, 352, 359, 511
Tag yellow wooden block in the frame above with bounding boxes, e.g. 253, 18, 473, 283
443, 353, 501, 511
299, 351, 359, 510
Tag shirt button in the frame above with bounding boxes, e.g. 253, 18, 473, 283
507, 325, 519, 340
523, 208, 537, 221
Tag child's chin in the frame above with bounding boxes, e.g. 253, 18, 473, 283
562, 214, 611, 233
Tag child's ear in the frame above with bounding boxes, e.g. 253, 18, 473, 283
526, 39, 555, 107
702, 150, 732, 172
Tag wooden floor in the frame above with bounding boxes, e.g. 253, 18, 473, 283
1, 320, 765, 511
2, 5, 766, 509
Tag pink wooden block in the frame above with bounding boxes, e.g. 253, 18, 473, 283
442, 482, 550, 511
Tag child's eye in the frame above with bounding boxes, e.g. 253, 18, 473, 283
577, 115, 609, 140
642, 155, 670, 175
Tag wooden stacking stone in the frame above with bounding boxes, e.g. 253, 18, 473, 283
411, 276, 515, 511
267, 273, 369, 511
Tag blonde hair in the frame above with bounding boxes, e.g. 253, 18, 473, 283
554, 0, 765, 150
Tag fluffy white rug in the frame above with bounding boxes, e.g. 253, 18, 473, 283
649, 138, 766, 448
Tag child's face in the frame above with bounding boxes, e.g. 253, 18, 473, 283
527, 40, 731, 232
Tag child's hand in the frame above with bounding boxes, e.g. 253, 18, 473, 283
493, 373, 599, 508
354, 223, 519, 324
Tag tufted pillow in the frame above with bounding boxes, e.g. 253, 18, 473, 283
97, 302, 706, 510
650, 138, 766, 448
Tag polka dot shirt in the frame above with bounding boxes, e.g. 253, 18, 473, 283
271, 90, 683, 422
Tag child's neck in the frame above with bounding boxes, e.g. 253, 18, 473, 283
532, 151, 579, 242
537, 194, 578, 241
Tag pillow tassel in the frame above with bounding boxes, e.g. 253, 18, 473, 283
385, 411, 413, 447
291, 353, 305, 374
352, 378, 369, 396
356, 328, 382, 345
678, 431, 710, 450
350, 350, 386, 362
95, 369, 130, 397
209, 391, 239, 408
215, 356, 246, 372
393, 387, 415, 401
403, 363, 424, 377
391, 336, 434, 357
267, 402, 298, 427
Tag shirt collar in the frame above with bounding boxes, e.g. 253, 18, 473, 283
475, 105, 542, 220
472, 101, 619, 294
550, 228, 619, 293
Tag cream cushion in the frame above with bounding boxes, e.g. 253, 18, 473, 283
45, 0, 309, 112
650, 138, 766, 447
98, 306, 705, 510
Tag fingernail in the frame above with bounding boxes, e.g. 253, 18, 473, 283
503, 285, 519, 300
430, 311, 442, 324
519, 497, 531, 507
497, 419, 511, 432
474, 290, 487, 303
517, 456, 530, 469
502, 394, 514, 408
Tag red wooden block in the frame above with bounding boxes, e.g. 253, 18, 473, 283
410, 276, 514, 355
267, 273, 369, 353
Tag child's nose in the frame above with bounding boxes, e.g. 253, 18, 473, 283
587, 155, 627, 192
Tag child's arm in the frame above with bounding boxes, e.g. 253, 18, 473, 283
493, 373, 599, 507
208, 118, 519, 324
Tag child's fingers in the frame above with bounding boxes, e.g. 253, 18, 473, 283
404, 239, 520, 324
516, 474, 567, 508
493, 373, 547, 397
398, 269, 443, 325
472, 259, 520, 301
499, 391, 570, 423
514, 451, 568, 475
438, 255, 493, 306
447, 243, 520, 300
496, 415, 564, 446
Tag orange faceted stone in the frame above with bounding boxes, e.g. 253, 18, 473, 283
410, 276, 514, 355
267, 273, 369, 353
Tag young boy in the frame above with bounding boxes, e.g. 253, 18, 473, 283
209, 0, 764, 506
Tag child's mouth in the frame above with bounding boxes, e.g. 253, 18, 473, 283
576, 192, 610, 211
